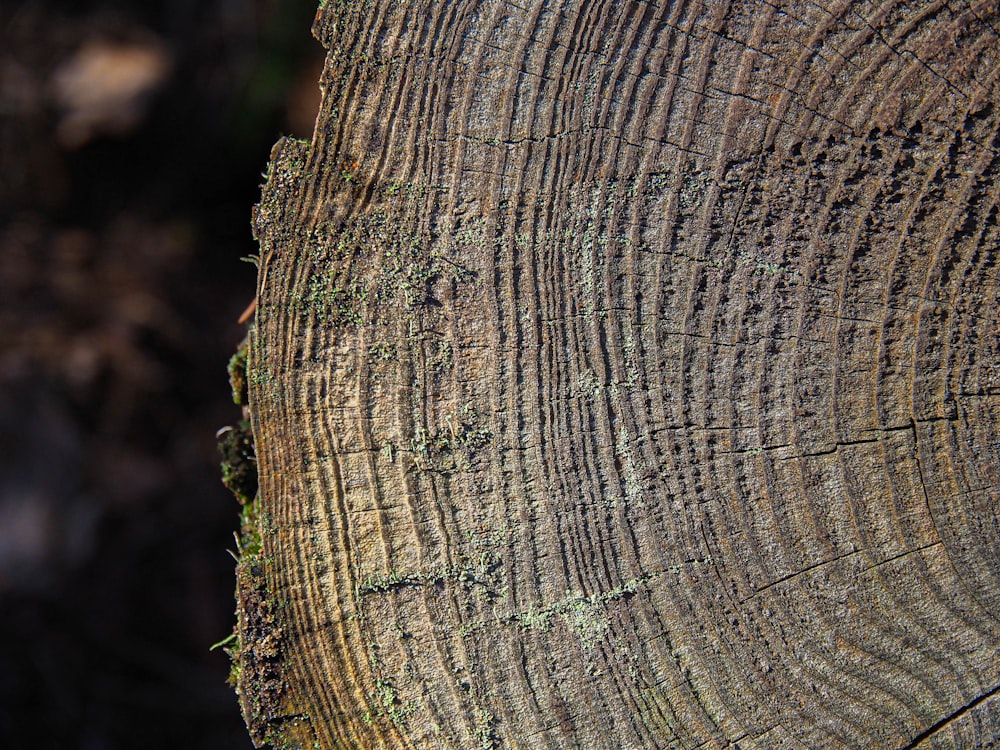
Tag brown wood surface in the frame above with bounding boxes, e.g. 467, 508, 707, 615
235, 1, 1000, 747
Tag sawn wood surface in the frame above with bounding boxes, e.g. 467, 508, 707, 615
235, 1, 1000, 747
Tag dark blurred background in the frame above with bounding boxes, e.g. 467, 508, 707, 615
0, 1, 324, 747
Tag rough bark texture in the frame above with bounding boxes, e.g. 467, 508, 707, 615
236, 1, 1000, 748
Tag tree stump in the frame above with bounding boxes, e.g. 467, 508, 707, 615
233, 1, 1000, 747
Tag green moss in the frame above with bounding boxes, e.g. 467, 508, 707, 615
227, 342, 249, 406
218, 419, 258, 505
473, 708, 500, 749
428, 339, 453, 373
367, 342, 396, 362
237, 496, 264, 560
357, 644, 420, 731
407, 406, 492, 474
358, 567, 445, 595
288, 272, 368, 326
357, 547, 501, 600
210, 632, 238, 651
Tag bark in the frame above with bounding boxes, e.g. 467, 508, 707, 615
233, 1, 1000, 748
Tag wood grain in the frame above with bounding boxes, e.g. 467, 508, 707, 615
237, 1, 1000, 747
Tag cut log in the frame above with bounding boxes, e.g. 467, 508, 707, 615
233, 1, 1000, 748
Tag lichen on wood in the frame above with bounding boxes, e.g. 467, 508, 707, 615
235, 1, 1000, 748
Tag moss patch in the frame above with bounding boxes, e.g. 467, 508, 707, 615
218, 419, 258, 505
228, 341, 250, 406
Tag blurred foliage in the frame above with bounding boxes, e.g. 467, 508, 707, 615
0, 1, 323, 748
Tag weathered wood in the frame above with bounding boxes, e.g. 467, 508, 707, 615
234, 1, 1000, 747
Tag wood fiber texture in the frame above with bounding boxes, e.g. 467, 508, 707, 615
238, 0, 1000, 748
